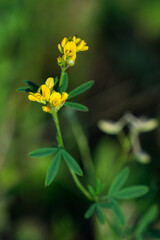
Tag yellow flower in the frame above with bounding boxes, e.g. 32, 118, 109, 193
63, 41, 77, 66
42, 105, 51, 113
72, 36, 89, 52
58, 36, 88, 67
45, 77, 54, 90
28, 92, 46, 104
57, 56, 62, 65
28, 77, 68, 112
61, 92, 69, 102
50, 92, 62, 108
64, 41, 77, 57
38, 85, 51, 101
50, 91, 69, 108
61, 37, 68, 48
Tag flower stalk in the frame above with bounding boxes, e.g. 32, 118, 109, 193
52, 110, 92, 201
59, 63, 66, 89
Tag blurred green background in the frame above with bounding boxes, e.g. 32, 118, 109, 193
0, 0, 160, 239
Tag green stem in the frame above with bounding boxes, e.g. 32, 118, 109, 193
52, 111, 92, 201
59, 63, 66, 89
52, 110, 64, 147
70, 170, 92, 200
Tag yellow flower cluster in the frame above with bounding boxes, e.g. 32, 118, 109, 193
57, 36, 89, 66
28, 78, 68, 112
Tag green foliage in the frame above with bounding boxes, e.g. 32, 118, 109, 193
85, 168, 149, 226
54, 77, 59, 86
88, 179, 106, 198
29, 147, 83, 184
60, 72, 68, 93
16, 86, 33, 92
136, 205, 158, 237
24, 80, 39, 92
62, 149, 83, 176
95, 205, 105, 224
114, 186, 149, 200
68, 80, 94, 99
110, 198, 125, 226
84, 204, 96, 219
29, 147, 59, 158
65, 102, 88, 112
45, 151, 61, 186
108, 167, 149, 200
17, 80, 39, 93
108, 167, 130, 196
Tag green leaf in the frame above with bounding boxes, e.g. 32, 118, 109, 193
62, 149, 83, 176
108, 167, 130, 196
16, 87, 33, 92
24, 80, 39, 91
68, 80, 94, 99
84, 204, 96, 219
88, 185, 96, 196
111, 199, 125, 226
115, 186, 149, 199
65, 102, 88, 112
29, 147, 59, 158
136, 205, 158, 235
45, 151, 61, 186
96, 205, 105, 224
60, 72, 68, 92
54, 76, 59, 85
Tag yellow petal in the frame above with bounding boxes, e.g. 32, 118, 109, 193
28, 92, 44, 102
61, 37, 68, 48
77, 40, 86, 51
45, 77, 54, 89
50, 92, 61, 108
61, 92, 68, 102
75, 37, 81, 44
58, 44, 63, 53
80, 45, 89, 51
64, 41, 77, 56
41, 85, 50, 101
42, 105, 51, 113
28, 93, 37, 102
72, 36, 76, 42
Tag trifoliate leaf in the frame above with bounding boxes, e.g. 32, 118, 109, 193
96, 205, 105, 224
60, 72, 68, 93
62, 149, 83, 176
65, 102, 88, 112
16, 87, 33, 92
29, 147, 59, 158
24, 80, 39, 91
45, 151, 61, 186
108, 167, 130, 196
68, 80, 94, 99
111, 199, 125, 226
114, 186, 149, 200
136, 205, 158, 235
84, 204, 96, 219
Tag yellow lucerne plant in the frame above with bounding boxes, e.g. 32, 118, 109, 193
17, 36, 150, 232
28, 77, 68, 113
57, 36, 89, 67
